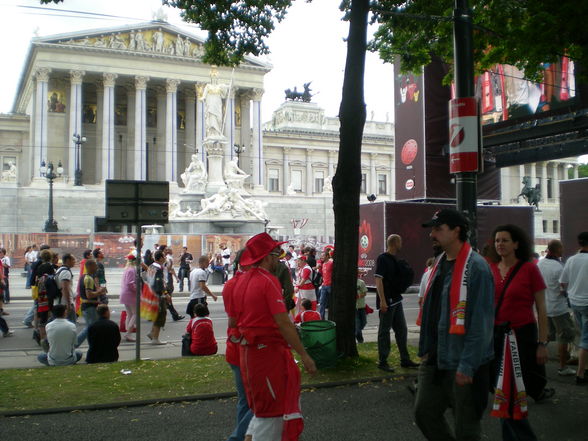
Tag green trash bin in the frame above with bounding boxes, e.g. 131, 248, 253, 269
300, 320, 337, 369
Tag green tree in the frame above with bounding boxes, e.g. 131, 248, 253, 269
371, 0, 588, 82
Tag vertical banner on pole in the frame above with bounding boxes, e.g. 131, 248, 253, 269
449, 97, 479, 174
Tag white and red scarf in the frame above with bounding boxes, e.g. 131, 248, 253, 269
491, 329, 528, 420
416, 242, 473, 335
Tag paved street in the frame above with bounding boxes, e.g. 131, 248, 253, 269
1, 364, 586, 440
0, 271, 421, 368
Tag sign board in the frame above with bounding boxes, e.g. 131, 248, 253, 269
449, 97, 480, 173
105, 180, 169, 224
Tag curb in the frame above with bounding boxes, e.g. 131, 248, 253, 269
0, 372, 417, 418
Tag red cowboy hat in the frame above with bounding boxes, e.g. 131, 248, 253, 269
240, 233, 287, 266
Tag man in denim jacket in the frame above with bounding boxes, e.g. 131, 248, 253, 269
415, 209, 494, 441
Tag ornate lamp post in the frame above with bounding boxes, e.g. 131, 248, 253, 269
72, 133, 86, 186
234, 143, 245, 162
41, 160, 64, 232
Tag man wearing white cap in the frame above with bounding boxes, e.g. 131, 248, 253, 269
232, 233, 317, 441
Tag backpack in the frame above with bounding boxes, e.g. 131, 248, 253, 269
311, 269, 323, 288
38, 267, 72, 304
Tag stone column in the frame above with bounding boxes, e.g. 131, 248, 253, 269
185, 93, 196, 157
553, 163, 560, 201
68, 70, 85, 180
306, 149, 314, 195
251, 89, 264, 189
282, 147, 290, 195
518, 164, 525, 202
328, 150, 336, 178
573, 164, 579, 179
540, 162, 548, 203
125, 86, 135, 180
33, 67, 51, 177
195, 83, 206, 163
224, 89, 236, 160
500, 167, 510, 204
370, 153, 378, 194
165, 79, 181, 182
155, 88, 166, 181
530, 162, 537, 188
101, 73, 117, 181
133, 76, 149, 181
240, 90, 252, 176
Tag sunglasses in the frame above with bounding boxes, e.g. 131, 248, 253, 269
269, 251, 282, 257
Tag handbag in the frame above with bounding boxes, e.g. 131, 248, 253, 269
181, 318, 195, 356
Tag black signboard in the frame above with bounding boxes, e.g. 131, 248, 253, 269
105, 180, 169, 224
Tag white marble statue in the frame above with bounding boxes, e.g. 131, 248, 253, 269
197, 187, 231, 217
286, 183, 296, 195
180, 154, 208, 193
1, 161, 16, 182
183, 37, 191, 56
109, 33, 127, 50
195, 187, 267, 221
135, 31, 149, 51
224, 157, 249, 189
175, 34, 184, 57
152, 29, 164, 52
202, 69, 229, 139
323, 175, 333, 193
128, 31, 136, 50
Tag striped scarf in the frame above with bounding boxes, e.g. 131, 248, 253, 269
416, 242, 473, 334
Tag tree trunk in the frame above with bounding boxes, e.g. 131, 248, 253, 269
330, 0, 369, 358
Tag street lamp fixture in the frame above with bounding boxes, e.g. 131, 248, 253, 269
234, 143, 245, 161
72, 133, 86, 186
41, 160, 63, 232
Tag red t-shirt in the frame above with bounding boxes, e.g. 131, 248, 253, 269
187, 317, 218, 356
294, 310, 321, 324
491, 261, 546, 328
298, 265, 314, 290
222, 271, 243, 366
322, 260, 333, 286
235, 267, 287, 341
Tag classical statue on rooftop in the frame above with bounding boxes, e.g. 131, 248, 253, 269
517, 176, 541, 211
285, 82, 314, 102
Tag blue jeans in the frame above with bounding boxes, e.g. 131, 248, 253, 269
571, 304, 588, 350
38, 351, 82, 366
228, 363, 253, 441
355, 308, 367, 342
23, 304, 35, 326
377, 301, 410, 366
318, 285, 331, 319
76, 306, 98, 347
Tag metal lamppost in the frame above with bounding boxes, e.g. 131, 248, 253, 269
234, 143, 245, 162
72, 133, 86, 186
40, 160, 64, 232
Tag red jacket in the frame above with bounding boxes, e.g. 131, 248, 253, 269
187, 317, 218, 356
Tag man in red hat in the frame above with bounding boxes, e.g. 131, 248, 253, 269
232, 233, 316, 441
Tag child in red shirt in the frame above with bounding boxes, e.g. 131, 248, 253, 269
294, 299, 321, 324
186, 303, 218, 356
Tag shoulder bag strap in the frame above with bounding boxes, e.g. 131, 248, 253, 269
495, 261, 524, 320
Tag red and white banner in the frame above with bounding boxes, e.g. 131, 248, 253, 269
449, 97, 480, 174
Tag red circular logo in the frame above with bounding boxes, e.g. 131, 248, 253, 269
401, 139, 418, 165
405, 179, 415, 190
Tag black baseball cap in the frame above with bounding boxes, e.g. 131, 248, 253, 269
422, 209, 469, 228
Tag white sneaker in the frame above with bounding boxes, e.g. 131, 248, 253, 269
3, 330, 14, 337
150, 339, 167, 345
558, 367, 576, 376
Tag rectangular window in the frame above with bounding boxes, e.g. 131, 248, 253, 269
315, 171, 324, 193
542, 220, 548, 233
360, 173, 367, 194
291, 169, 302, 192
553, 220, 559, 234
377, 174, 387, 195
268, 169, 279, 192
547, 178, 553, 199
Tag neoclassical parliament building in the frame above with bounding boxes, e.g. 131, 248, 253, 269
0, 20, 580, 244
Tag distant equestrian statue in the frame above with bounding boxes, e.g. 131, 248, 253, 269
284, 82, 314, 102
517, 176, 541, 211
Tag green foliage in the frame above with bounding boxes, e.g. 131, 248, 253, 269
569, 163, 588, 179
163, 0, 293, 66
371, 0, 588, 82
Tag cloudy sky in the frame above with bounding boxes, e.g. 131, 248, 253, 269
0, 0, 395, 123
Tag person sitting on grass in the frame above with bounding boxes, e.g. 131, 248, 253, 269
294, 299, 321, 325
38, 304, 82, 366
86, 304, 121, 364
186, 303, 218, 356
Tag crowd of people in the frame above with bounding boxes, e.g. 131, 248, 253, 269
1, 214, 587, 441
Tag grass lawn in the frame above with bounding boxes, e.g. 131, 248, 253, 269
0, 342, 418, 413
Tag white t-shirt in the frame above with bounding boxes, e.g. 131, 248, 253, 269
46, 318, 78, 366
221, 248, 231, 265
1, 256, 11, 269
560, 253, 588, 307
164, 255, 174, 280
55, 266, 74, 306
537, 258, 568, 317
189, 267, 209, 300
26, 250, 38, 264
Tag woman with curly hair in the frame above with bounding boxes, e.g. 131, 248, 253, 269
488, 224, 553, 441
